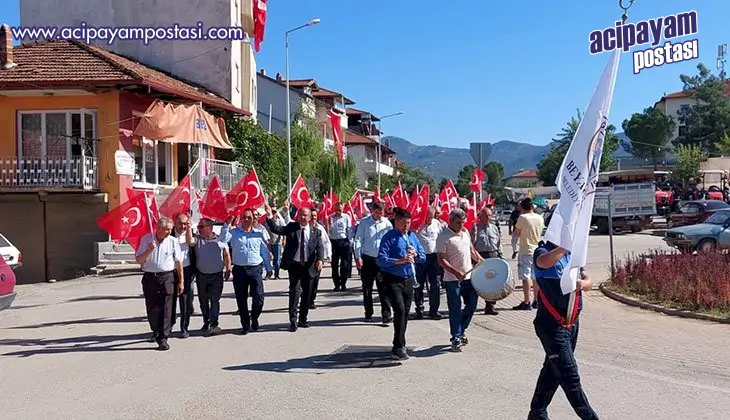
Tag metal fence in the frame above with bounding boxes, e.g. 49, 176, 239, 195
187, 158, 245, 192
0, 155, 98, 190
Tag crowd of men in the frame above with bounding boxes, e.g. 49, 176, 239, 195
134, 197, 548, 355
134, 195, 599, 417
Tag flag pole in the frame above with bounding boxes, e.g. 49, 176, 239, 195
144, 192, 154, 235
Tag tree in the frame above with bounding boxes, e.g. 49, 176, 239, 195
622, 107, 676, 170
717, 132, 730, 155
316, 153, 357, 200
537, 109, 619, 186
226, 116, 287, 200
290, 110, 326, 181
675, 63, 730, 153
672, 144, 704, 187
483, 161, 504, 185
454, 164, 476, 196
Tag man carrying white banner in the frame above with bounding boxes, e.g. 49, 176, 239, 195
527, 49, 620, 420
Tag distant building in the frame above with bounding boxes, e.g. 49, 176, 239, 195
503, 169, 540, 187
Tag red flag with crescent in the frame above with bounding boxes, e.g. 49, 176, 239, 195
407, 184, 430, 231
97, 192, 154, 251
158, 175, 192, 219
328, 109, 344, 165
469, 168, 486, 193
289, 174, 314, 209
253, 0, 267, 52
125, 188, 159, 225
226, 168, 266, 214
199, 176, 229, 222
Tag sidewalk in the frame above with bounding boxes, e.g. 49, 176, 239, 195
0, 268, 728, 419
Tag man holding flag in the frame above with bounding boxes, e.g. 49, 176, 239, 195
527, 49, 619, 420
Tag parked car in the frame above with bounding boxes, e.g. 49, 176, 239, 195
0, 233, 22, 270
666, 200, 730, 229
664, 209, 730, 253
497, 210, 512, 223
0, 252, 17, 311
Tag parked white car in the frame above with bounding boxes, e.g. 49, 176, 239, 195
0, 233, 21, 270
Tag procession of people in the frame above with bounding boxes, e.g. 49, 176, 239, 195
133, 194, 598, 419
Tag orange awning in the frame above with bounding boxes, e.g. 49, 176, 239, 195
132, 100, 233, 149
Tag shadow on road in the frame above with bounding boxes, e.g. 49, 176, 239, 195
66, 294, 144, 303
222, 344, 451, 373
0, 333, 153, 357
4, 315, 148, 329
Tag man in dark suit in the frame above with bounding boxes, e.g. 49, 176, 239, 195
264, 204, 324, 332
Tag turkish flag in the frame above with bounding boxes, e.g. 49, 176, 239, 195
328, 109, 344, 165
373, 186, 382, 203
408, 184, 430, 231
158, 175, 192, 219
97, 192, 154, 251
463, 195, 478, 231
226, 168, 266, 214
350, 192, 367, 219
126, 188, 159, 224
439, 180, 459, 210
253, 0, 267, 52
383, 193, 395, 210
391, 182, 409, 209
199, 176, 229, 222
469, 168, 487, 193
343, 201, 357, 225
289, 174, 314, 209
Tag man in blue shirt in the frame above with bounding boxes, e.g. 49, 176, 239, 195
353, 201, 393, 324
378, 207, 426, 361
528, 241, 598, 420
221, 209, 272, 335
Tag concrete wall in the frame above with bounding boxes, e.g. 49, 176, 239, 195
20, 0, 243, 108
256, 74, 308, 135
0, 192, 108, 284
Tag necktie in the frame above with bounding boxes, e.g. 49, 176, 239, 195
299, 228, 305, 262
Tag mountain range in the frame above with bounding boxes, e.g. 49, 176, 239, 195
384, 133, 636, 181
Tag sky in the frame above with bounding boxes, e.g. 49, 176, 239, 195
1, 1, 726, 149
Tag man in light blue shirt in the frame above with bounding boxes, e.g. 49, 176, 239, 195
221, 208, 272, 334
377, 207, 426, 361
329, 201, 353, 291
353, 201, 393, 323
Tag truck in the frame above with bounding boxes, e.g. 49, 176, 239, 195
592, 169, 657, 234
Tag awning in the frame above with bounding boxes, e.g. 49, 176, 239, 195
132, 100, 233, 149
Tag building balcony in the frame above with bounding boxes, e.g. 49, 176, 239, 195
0, 155, 99, 191
187, 157, 245, 192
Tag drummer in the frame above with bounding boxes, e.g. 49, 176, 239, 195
472, 207, 503, 315
527, 240, 599, 420
436, 208, 484, 352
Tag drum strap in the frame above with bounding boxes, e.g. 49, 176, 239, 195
537, 289, 581, 329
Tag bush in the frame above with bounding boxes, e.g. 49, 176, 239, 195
611, 250, 730, 313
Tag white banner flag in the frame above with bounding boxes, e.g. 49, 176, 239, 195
543, 50, 621, 295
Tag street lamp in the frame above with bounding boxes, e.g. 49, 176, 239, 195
285, 18, 321, 193
377, 111, 405, 191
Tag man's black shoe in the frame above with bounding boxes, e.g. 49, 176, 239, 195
297, 321, 310, 328
512, 301, 532, 311
392, 347, 409, 360
251, 320, 259, 331
289, 323, 297, 332
156, 340, 170, 351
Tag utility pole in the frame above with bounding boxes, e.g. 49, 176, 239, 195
718, 44, 727, 79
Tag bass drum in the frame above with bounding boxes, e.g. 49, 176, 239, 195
470, 258, 515, 301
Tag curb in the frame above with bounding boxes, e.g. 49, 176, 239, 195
599, 283, 730, 324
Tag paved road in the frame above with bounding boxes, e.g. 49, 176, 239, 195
1, 231, 728, 420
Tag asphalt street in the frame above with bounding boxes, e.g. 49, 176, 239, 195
1, 230, 728, 420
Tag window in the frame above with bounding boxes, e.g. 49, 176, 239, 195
679, 203, 699, 214
678, 125, 687, 137
132, 138, 173, 186
333, 99, 345, 112
679, 104, 690, 113
17, 110, 97, 158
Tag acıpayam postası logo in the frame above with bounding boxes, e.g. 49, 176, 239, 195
588, 10, 698, 74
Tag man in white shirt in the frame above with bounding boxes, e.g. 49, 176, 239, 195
309, 208, 331, 309
414, 206, 445, 320
329, 202, 353, 291
135, 217, 184, 351
171, 213, 196, 338
436, 208, 484, 352
353, 201, 393, 323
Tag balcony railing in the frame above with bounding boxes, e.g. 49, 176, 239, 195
187, 157, 245, 192
0, 155, 99, 190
